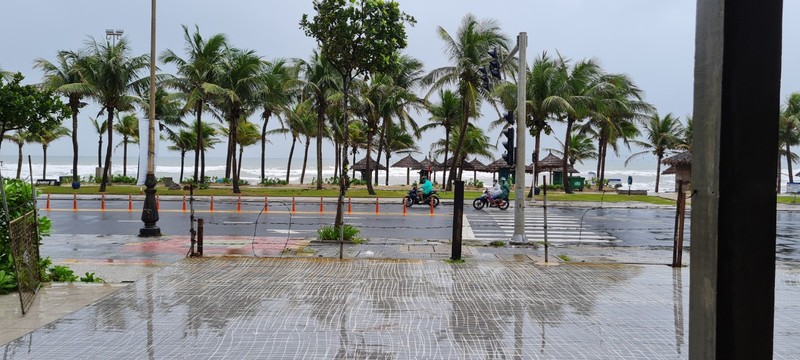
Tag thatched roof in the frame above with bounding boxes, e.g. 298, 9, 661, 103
352, 156, 386, 171
391, 154, 422, 169
536, 152, 564, 170
486, 158, 512, 171
662, 151, 692, 166
662, 166, 676, 175
468, 158, 489, 172
418, 157, 441, 171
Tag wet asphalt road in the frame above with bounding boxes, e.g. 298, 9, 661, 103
41, 198, 800, 262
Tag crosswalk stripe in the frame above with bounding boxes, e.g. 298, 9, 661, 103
466, 211, 616, 243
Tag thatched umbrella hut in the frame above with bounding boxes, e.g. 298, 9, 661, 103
535, 152, 578, 185
417, 157, 445, 184
391, 154, 422, 185
661, 151, 692, 186
467, 158, 489, 183
352, 156, 386, 182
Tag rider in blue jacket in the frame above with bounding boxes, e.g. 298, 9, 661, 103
421, 177, 433, 200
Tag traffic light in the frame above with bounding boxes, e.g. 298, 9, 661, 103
502, 127, 515, 165
503, 110, 514, 125
488, 47, 501, 79
478, 66, 490, 91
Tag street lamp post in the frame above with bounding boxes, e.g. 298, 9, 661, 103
105, 29, 124, 46
139, 0, 160, 237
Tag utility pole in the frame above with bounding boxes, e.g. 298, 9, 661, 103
512, 32, 527, 244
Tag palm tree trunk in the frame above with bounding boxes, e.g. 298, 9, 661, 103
598, 137, 607, 191
193, 102, 202, 183
100, 108, 114, 192
562, 117, 574, 193
42, 146, 48, 179
447, 97, 470, 191
71, 100, 79, 183
225, 131, 233, 180
442, 130, 450, 190
238, 146, 244, 180
786, 141, 794, 183
301, 136, 311, 184
351, 150, 356, 180
98, 137, 103, 169
384, 150, 390, 186
261, 113, 270, 183
179, 150, 186, 183
365, 130, 375, 195
286, 136, 297, 183
655, 154, 662, 193
316, 106, 325, 190
231, 114, 240, 194
16, 143, 22, 179
122, 137, 128, 177
201, 147, 206, 183
374, 116, 389, 186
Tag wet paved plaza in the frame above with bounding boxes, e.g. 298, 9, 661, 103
3, 257, 800, 359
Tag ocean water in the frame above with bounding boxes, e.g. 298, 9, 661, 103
0, 154, 795, 193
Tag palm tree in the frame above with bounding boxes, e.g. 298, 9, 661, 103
781, 93, 800, 184
432, 123, 494, 180
193, 122, 222, 182
419, 89, 460, 189
34, 50, 91, 185
373, 54, 424, 186
213, 48, 263, 193
79, 37, 149, 192
548, 132, 597, 173
160, 25, 227, 184
383, 121, 419, 178
581, 72, 652, 190
29, 125, 71, 179
114, 113, 140, 177
626, 113, 684, 193
282, 100, 314, 183
90, 117, 108, 168
259, 58, 297, 183
238, 121, 260, 179
3, 131, 30, 179
166, 129, 195, 183
542, 56, 606, 193
423, 14, 509, 190
299, 50, 339, 189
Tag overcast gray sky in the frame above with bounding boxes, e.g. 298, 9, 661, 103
1, 1, 799, 164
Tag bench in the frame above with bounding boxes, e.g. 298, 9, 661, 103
36, 179, 61, 186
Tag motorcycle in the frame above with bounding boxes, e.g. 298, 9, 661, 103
405, 188, 441, 208
472, 190, 510, 210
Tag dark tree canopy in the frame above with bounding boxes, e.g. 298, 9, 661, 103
0, 73, 69, 141
300, 0, 415, 80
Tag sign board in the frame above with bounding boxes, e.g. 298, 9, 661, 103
787, 182, 800, 194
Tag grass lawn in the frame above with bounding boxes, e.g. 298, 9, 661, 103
35, 183, 677, 205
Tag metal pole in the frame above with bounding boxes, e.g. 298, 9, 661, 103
139, 0, 160, 236
512, 32, 528, 244
451, 180, 464, 260
543, 175, 548, 262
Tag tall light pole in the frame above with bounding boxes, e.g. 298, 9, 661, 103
105, 29, 124, 46
511, 33, 528, 244
140, 0, 160, 237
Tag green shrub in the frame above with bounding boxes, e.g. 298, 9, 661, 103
109, 174, 137, 184
48, 265, 77, 282
261, 177, 288, 186
317, 224, 362, 243
79, 272, 104, 283
0, 270, 16, 294
467, 179, 485, 188
0, 179, 52, 286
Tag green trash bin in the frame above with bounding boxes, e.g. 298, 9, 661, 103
568, 176, 585, 191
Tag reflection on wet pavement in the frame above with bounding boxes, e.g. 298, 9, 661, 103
3, 258, 799, 359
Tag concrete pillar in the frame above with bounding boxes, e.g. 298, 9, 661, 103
689, 0, 782, 359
